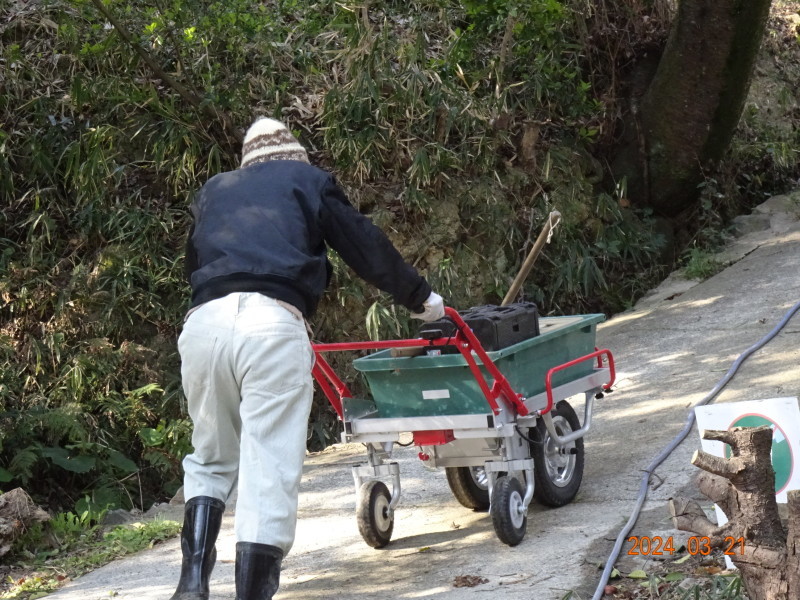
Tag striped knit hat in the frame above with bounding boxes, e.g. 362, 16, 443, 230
240, 117, 309, 168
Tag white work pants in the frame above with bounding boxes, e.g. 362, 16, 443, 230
178, 292, 314, 554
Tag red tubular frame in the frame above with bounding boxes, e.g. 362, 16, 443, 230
543, 348, 616, 414
312, 307, 528, 419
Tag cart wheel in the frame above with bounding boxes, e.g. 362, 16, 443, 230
531, 400, 585, 507
356, 480, 394, 548
490, 476, 527, 546
445, 466, 491, 511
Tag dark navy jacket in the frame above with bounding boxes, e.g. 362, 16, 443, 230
185, 160, 431, 317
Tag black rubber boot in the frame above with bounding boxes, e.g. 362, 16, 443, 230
234, 542, 284, 600
169, 496, 226, 600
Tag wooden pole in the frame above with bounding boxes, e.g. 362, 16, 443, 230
501, 210, 561, 306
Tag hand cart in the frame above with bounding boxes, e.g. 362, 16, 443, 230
312, 307, 615, 547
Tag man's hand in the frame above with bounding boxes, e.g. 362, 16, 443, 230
411, 292, 445, 322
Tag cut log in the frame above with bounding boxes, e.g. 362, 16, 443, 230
669, 426, 800, 600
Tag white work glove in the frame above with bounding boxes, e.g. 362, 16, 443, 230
411, 292, 445, 322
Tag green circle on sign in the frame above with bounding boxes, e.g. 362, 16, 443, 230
726, 415, 792, 492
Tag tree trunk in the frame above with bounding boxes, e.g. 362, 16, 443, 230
615, 0, 772, 217
669, 426, 800, 600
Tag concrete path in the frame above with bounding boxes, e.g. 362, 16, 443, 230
47, 191, 800, 600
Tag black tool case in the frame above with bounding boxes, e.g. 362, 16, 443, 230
419, 302, 540, 351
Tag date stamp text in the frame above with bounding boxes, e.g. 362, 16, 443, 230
627, 536, 745, 556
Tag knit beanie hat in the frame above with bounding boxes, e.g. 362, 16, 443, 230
240, 117, 309, 168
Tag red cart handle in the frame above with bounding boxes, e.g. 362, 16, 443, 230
543, 348, 615, 415
311, 307, 529, 419
442, 307, 528, 417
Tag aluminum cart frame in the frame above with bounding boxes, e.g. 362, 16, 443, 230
312, 307, 615, 547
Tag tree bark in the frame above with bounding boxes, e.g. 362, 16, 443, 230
669, 426, 800, 600
614, 0, 772, 217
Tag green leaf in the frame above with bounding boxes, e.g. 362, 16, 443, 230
53, 455, 96, 474
42, 447, 96, 473
139, 428, 164, 447
628, 569, 648, 579
664, 572, 685, 582
10, 447, 40, 480
126, 383, 163, 399
0, 467, 14, 482
674, 553, 693, 564
108, 450, 139, 474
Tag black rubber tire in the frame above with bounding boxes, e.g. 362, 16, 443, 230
356, 480, 394, 548
445, 466, 491, 511
490, 475, 527, 546
531, 400, 585, 507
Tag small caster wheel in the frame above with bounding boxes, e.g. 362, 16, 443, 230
356, 480, 394, 548
490, 475, 527, 546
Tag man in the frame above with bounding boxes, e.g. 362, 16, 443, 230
171, 117, 444, 600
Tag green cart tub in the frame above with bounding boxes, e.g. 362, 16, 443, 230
353, 314, 605, 418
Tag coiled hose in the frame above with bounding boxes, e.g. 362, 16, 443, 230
591, 298, 800, 600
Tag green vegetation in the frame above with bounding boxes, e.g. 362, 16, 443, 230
591, 556, 747, 600
1, 510, 180, 599
682, 248, 725, 281
559, 547, 748, 599
1, 0, 797, 515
